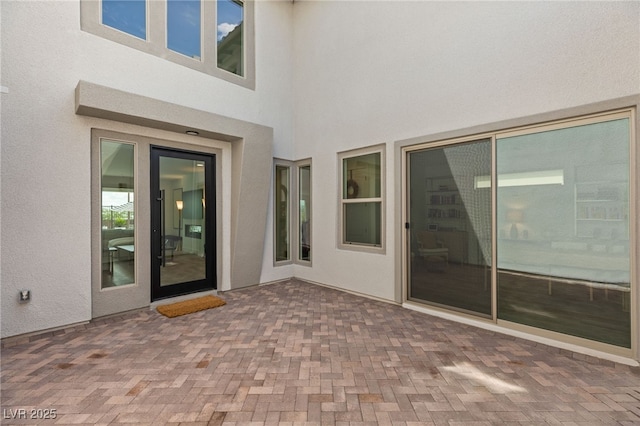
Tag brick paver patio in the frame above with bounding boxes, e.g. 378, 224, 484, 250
2, 280, 640, 425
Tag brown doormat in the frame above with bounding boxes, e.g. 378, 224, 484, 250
156, 295, 226, 318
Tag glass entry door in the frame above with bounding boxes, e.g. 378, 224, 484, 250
150, 147, 216, 301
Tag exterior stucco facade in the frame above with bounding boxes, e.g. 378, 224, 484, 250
2, 0, 639, 364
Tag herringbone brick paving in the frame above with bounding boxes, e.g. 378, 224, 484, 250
1, 280, 639, 425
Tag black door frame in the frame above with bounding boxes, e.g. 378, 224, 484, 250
150, 146, 216, 301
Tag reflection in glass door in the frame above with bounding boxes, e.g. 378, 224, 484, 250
406, 112, 633, 352
408, 139, 492, 317
101, 140, 136, 289
496, 116, 631, 348
151, 147, 216, 300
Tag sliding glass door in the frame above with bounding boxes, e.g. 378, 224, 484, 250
407, 139, 492, 317
496, 115, 631, 348
406, 110, 633, 352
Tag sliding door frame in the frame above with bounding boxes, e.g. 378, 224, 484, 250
400, 104, 637, 361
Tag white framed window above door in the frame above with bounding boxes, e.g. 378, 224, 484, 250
80, 0, 255, 89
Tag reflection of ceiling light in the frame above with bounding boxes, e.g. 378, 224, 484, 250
186, 130, 199, 136
475, 169, 564, 189
196, 162, 204, 167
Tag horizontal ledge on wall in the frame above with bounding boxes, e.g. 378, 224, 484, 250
74, 79, 274, 290
395, 95, 640, 148
74, 80, 271, 143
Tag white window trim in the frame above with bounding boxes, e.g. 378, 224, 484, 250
400, 106, 637, 362
338, 145, 386, 254
80, 0, 255, 89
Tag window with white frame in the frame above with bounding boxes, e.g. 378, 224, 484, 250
339, 146, 385, 251
81, 0, 254, 89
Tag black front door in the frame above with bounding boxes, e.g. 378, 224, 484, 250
150, 147, 216, 301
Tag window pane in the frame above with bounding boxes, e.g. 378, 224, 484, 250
217, 0, 243, 76
344, 202, 381, 246
102, 0, 146, 40
299, 165, 311, 261
497, 118, 630, 348
408, 140, 492, 316
343, 152, 381, 199
101, 140, 135, 288
275, 165, 290, 262
159, 157, 206, 287
167, 0, 201, 59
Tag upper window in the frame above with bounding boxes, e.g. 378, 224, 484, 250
217, 0, 244, 76
102, 0, 146, 39
167, 0, 202, 59
339, 146, 385, 252
81, 0, 254, 88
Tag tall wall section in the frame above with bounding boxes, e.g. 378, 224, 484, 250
291, 1, 640, 302
1, 0, 294, 338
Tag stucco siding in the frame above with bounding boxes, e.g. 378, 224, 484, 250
0, 0, 293, 338
291, 0, 640, 303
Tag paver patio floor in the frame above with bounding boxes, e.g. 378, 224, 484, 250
2, 280, 640, 425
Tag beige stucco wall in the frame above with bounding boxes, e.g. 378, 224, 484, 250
291, 0, 640, 303
1, 0, 293, 338
2, 0, 640, 363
